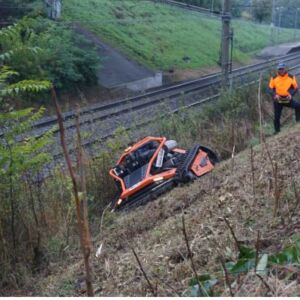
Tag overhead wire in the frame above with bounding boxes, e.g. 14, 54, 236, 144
1, 1, 299, 29
0, 3, 297, 10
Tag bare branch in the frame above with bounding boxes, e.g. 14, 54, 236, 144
150, 272, 181, 296
181, 214, 210, 296
288, 172, 300, 222
273, 162, 280, 218
75, 105, 94, 296
51, 87, 94, 296
257, 72, 263, 144
182, 215, 199, 281
256, 273, 272, 296
255, 230, 260, 273
250, 146, 255, 197
131, 248, 157, 296
220, 256, 234, 297
223, 217, 241, 252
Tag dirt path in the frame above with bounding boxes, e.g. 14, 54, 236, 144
73, 24, 156, 88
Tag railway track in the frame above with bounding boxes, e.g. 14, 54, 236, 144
45, 55, 300, 160
2, 52, 300, 169
7, 52, 300, 138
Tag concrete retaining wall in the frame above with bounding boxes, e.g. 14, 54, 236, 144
120, 72, 163, 91
258, 42, 300, 58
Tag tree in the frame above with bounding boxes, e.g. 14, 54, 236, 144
0, 24, 53, 265
0, 17, 100, 95
0, 107, 53, 252
0, 0, 42, 25
271, 0, 300, 29
252, 0, 272, 23
0, 24, 52, 110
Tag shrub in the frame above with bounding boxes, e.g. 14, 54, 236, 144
0, 17, 100, 92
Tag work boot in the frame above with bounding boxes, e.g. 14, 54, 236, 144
295, 107, 300, 122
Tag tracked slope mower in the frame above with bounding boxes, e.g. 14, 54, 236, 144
109, 136, 218, 211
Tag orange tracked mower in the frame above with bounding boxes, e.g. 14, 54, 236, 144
109, 136, 218, 211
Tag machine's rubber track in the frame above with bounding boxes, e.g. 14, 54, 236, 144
199, 145, 219, 164
112, 145, 219, 212
175, 144, 201, 182
115, 179, 175, 212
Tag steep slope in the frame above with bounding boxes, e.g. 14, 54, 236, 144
34, 123, 300, 296
62, 0, 300, 71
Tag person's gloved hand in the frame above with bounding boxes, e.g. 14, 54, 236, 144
274, 94, 280, 100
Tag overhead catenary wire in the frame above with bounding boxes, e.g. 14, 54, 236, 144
2, 1, 300, 29
0, 18, 297, 26
0, 0, 298, 11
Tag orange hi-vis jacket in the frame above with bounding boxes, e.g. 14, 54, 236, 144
269, 72, 298, 97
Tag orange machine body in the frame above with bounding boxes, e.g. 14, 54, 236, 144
109, 136, 216, 210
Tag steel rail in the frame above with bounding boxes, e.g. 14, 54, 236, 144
7, 58, 295, 146
1, 53, 300, 146
5, 52, 300, 137
33, 64, 300, 182
49, 64, 300, 162
33, 53, 300, 136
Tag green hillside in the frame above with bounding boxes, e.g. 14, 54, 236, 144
63, 0, 300, 70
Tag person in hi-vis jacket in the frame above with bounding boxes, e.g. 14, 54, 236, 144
268, 62, 300, 133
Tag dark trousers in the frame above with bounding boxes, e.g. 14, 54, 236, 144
273, 99, 300, 132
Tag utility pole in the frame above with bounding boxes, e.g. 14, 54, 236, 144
221, 0, 232, 87
210, 0, 214, 14
270, 0, 275, 45
293, 8, 300, 40
44, 0, 61, 20
278, 7, 283, 31
276, 6, 283, 43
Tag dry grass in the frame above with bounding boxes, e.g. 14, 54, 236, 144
231, 272, 300, 297
23, 122, 300, 296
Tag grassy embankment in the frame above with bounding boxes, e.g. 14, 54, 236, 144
63, 0, 300, 70
4, 77, 300, 296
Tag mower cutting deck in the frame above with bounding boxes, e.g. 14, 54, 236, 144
109, 136, 218, 211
